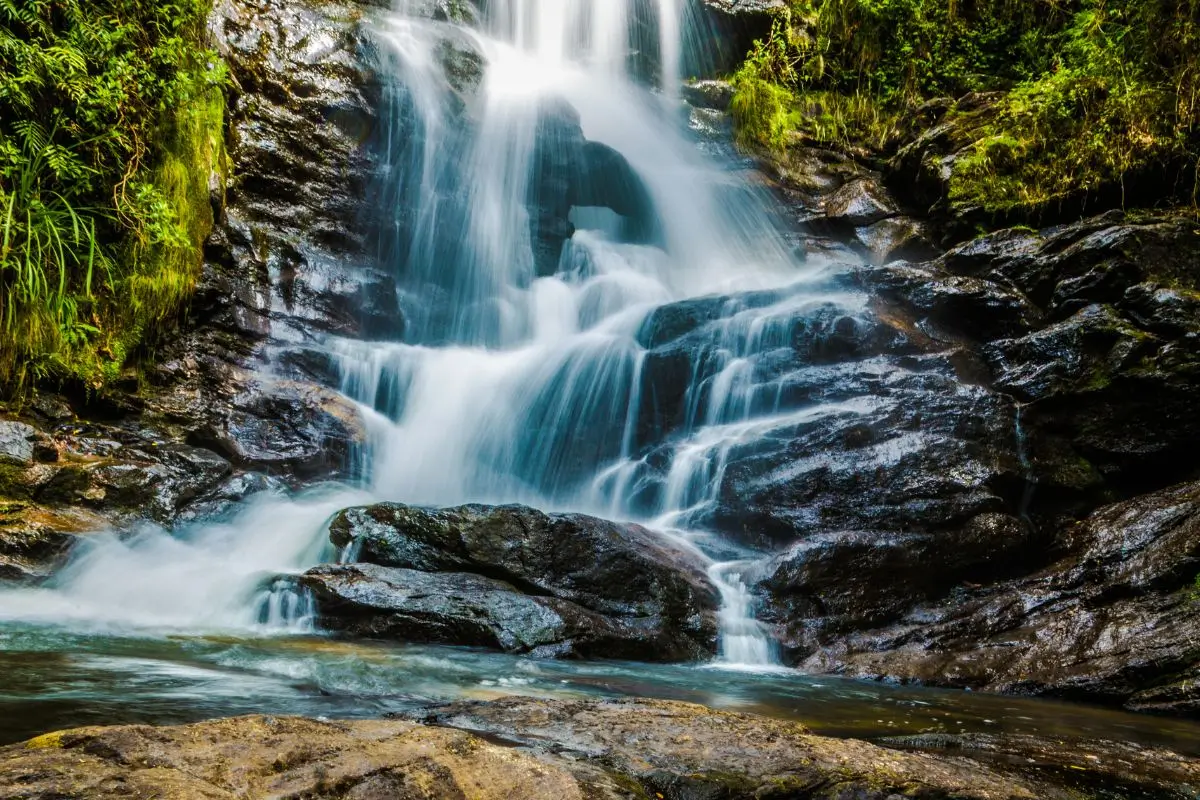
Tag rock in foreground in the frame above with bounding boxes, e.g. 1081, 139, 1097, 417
302, 503, 719, 660
9, 698, 1194, 799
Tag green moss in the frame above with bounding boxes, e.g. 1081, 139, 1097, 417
0, 464, 33, 502
0, 0, 227, 395
24, 731, 64, 750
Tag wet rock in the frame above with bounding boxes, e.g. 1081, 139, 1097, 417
0, 421, 37, 466
939, 217, 1200, 315
861, 261, 1044, 342
305, 562, 702, 659
632, 285, 933, 455
0, 417, 242, 543
214, 0, 378, 255
795, 481, 1200, 715
0, 715, 587, 800
702, 0, 789, 12
682, 79, 734, 111
78, 444, 233, 522
706, 354, 1019, 549
307, 502, 720, 660
413, 696, 1096, 799
987, 304, 1200, 492
855, 215, 940, 265
174, 471, 290, 523
635, 288, 787, 349
197, 379, 366, 481
985, 304, 1153, 402
1123, 282, 1200, 336
761, 512, 1033, 650
124, 0, 393, 497
0, 503, 107, 582
436, 26, 485, 98
28, 393, 75, 423
528, 99, 660, 276
881, 732, 1200, 799
822, 177, 899, 227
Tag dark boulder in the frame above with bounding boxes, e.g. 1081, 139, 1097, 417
855, 215, 940, 265
304, 502, 719, 660
708, 353, 1020, 549
682, 79, 734, 111
859, 261, 1044, 342
528, 99, 660, 276
194, 379, 367, 481
986, 304, 1200, 495
0, 421, 39, 467
822, 177, 898, 228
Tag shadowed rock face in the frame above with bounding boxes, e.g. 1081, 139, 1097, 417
303, 502, 720, 660
786, 480, 1200, 716
528, 100, 662, 276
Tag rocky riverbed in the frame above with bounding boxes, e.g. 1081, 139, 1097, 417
2, 697, 1198, 799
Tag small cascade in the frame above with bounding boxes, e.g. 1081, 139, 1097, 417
253, 577, 318, 633
708, 561, 778, 668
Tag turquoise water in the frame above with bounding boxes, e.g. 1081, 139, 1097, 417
3, 623, 1198, 754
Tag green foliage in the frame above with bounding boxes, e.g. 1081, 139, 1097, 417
730, 23, 800, 151
730, 0, 1200, 217
948, 1, 1200, 213
730, 17, 901, 152
0, 0, 226, 392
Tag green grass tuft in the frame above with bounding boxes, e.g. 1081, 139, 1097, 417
0, 0, 226, 394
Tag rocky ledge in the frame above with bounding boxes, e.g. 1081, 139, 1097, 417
302, 502, 720, 660
4, 697, 1198, 799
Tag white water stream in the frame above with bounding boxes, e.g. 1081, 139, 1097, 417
0, 0, 854, 669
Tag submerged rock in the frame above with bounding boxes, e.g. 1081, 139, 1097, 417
305, 503, 719, 660
9, 698, 1187, 799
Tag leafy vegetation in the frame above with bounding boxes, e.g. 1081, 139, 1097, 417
0, 0, 226, 393
730, 0, 1200, 217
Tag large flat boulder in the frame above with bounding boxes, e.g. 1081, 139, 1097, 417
303, 503, 720, 660
8, 698, 1191, 798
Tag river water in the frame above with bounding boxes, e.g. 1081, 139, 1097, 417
1, 0, 1199, 755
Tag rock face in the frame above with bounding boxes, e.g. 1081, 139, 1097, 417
726, 201, 1200, 709
9, 698, 1194, 799
790, 480, 1200, 716
626, 279, 1022, 555
303, 503, 720, 660
739, 101, 1200, 709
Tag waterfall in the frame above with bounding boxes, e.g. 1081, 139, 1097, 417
0, 0, 860, 669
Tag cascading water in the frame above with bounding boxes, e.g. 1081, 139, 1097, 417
0, 0, 855, 669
